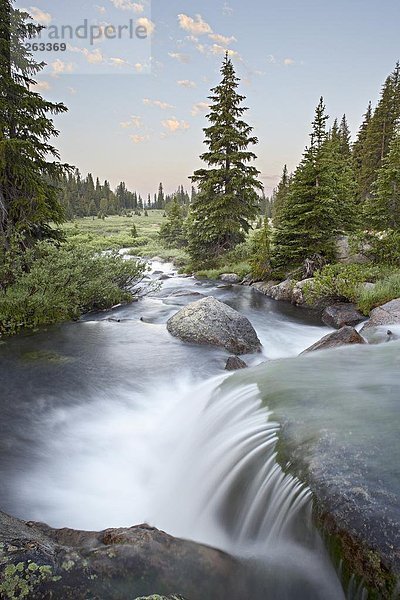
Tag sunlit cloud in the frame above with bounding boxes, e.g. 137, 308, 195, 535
30, 80, 51, 92
109, 0, 144, 12
130, 134, 149, 143
178, 14, 212, 36
28, 6, 52, 25
177, 80, 196, 89
120, 115, 142, 128
208, 33, 236, 46
137, 17, 155, 36
191, 101, 209, 116
143, 98, 174, 110
168, 52, 190, 63
50, 59, 75, 76
283, 58, 295, 66
161, 118, 190, 133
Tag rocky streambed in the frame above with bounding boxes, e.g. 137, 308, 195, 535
1, 260, 399, 599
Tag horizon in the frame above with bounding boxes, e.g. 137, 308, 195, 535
16, 0, 400, 197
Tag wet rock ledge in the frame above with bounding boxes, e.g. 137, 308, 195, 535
0, 511, 254, 600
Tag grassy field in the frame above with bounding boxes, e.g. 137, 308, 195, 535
62, 211, 190, 266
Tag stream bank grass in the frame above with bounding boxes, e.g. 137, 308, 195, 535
62, 212, 190, 267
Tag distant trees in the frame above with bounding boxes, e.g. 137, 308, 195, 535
188, 53, 262, 264
0, 0, 69, 248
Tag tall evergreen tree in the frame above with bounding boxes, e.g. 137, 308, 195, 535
0, 0, 69, 247
272, 98, 342, 267
354, 64, 400, 207
367, 129, 400, 229
271, 164, 290, 226
188, 53, 262, 264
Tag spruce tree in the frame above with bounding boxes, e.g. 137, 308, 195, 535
271, 165, 290, 226
354, 64, 400, 208
0, 1, 69, 248
272, 98, 342, 268
367, 130, 400, 229
189, 53, 262, 264
159, 197, 186, 247
250, 216, 271, 281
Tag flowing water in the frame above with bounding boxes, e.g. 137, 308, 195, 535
1, 259, 397, 598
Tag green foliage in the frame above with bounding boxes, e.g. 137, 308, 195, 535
358, 272, 400, 313
159, 198, 187, 248
350, 229, 400, 266
250, 217, 271, 280
189, 53, 262, 265
271, 165, 291, 227
354, 63, 400, 209
303, 263, 398, 313
195, 261, 252, 280
0, 1, 70, 247
0, 241, 147, 335
273, 98, 347, 268
366, 131, 400, 229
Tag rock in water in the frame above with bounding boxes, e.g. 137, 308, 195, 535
0, 512, 250, 600
167, 296, 261, 355
322, 303, 365, 329
225, 356, 248, 371
220, 273, 241, 284
302, 326, 366, 353
361, 298, 400, 332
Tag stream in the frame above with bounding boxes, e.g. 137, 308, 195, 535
1, 259, 398, 598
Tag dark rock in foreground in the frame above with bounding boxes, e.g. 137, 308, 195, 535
302, 326, 366, 353
0, 512, 249, 600
322, 303, 365, 329
225, 356, 248, 371
167, 296, 261, 355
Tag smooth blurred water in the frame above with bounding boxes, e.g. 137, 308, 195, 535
0, 261, 382, 598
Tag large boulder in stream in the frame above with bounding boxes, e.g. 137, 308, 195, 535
167, 296, 261, 355
0, 512, 250, 600
361, 298, 400, 333
322, 303, 365, 329
302, 326, 366, 353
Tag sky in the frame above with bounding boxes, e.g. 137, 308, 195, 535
16, 0, 400, 197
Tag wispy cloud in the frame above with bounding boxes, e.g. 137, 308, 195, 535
131, 134, 149, 143
191, 101, 209, 116
161, 118, 190, 133
210, 44, 239, 58
69, 45, 104, 64
137, 17, 155, 36
28, 6, 52, 25
178, 14, 212, 36
120, 115, 142, 128
208, 33, 236, 46
50, 59, 74, 76
143, 98, 174, 110
283, 58, 295, 66
168, 52, 190, 63
177, 79, 196, 89
30, 80, 51, 92
109, 0, 144, 12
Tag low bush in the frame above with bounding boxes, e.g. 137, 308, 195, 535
304, 263, 399, 314
0, 242, 148, 335
357, 272, 400, 314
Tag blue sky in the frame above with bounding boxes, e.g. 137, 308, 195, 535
17, 0, 400, 197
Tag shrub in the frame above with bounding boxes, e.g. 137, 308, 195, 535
303, 263, 395, 306
358, 272, 400, 314
0, 242, 148, 335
